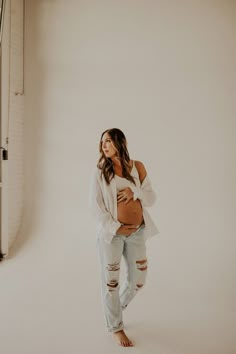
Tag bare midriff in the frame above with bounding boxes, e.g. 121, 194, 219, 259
115, 159, 144, 227
117, 199, 144, 226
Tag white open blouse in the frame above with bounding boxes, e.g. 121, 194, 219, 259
88, 164, 160, 244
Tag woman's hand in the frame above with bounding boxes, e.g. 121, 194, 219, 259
117, 187, 134, 204
116, 224, 139, 237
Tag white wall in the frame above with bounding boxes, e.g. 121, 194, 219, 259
12, 0, 236, 352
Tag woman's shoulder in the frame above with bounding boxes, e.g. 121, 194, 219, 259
133, 160, 144, 169
133, 160, 147, 184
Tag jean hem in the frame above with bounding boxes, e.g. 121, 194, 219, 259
108, 324, 124, 334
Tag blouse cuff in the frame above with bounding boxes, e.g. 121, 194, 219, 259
111, 220, 122, 235
129, 185, 143, 201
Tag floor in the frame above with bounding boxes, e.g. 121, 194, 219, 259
1, 221, 235, 354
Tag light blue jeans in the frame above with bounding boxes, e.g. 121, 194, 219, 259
96, 223, 147, 333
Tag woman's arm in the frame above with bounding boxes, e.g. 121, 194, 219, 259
88, 168, 122, 236
129, 161, 157, 207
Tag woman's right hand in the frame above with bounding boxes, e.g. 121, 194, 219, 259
116, 224, 139, 236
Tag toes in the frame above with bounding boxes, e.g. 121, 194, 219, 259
113, 331, 134, 347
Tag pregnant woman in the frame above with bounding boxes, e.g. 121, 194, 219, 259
88, 128, 159, 347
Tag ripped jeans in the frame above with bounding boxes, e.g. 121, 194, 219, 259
96, 223, 147, 333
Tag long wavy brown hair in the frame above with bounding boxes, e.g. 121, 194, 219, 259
97, 128, 136, 186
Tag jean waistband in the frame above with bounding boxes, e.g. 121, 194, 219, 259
120, 220, 145, 228
118, 221, 145, 236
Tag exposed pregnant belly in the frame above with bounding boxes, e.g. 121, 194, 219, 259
117, 199, 144, 226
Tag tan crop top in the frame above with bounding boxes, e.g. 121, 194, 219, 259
114, 160, 136, 192
115, 174, 134, 191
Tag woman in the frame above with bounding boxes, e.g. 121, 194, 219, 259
88, 128, 159, 347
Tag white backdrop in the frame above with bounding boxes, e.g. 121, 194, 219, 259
3, 1, 236, 353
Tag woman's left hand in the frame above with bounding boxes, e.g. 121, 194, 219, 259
117, 187, 134, 204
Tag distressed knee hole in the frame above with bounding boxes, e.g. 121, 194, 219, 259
139, 265, 147, 271
107, 279, 119, 289
136, 284, 144, 288
107, 262, 120, 271
136, 259, 148, 271
136, 259, 147, 264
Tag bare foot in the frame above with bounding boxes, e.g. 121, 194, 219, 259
112, 329, 134, 347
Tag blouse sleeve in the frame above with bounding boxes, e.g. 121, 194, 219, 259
129, 174, 157, 207
88, 169, 122, 236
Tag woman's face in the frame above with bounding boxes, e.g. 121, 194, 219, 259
101, 132, 117, 158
